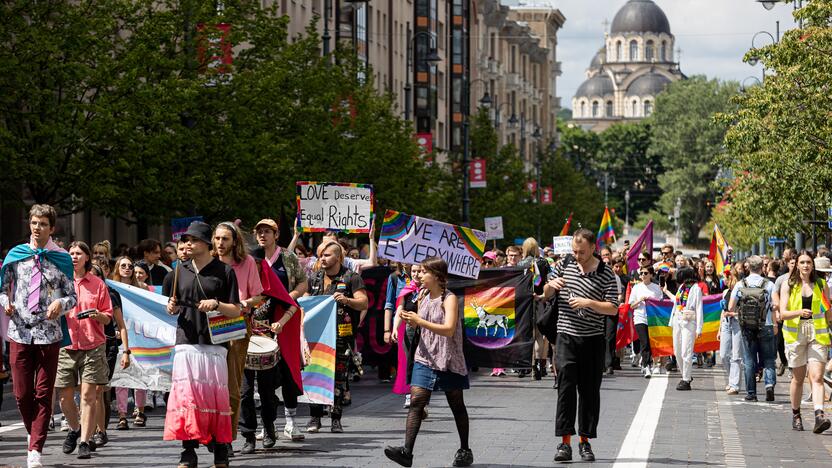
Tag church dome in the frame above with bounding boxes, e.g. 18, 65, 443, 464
611, 0, 671, 35
590, 47, 606, 69
626, 72, 672, 96
575, 74, 614, 98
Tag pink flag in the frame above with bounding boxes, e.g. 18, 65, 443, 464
626, 220, 654, 274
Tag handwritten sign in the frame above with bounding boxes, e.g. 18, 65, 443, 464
552, 236, 574, 256
296, 182, 373, 233
379, 210, 487, 279
484, 216, 504, 240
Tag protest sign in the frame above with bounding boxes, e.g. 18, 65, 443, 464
379, 210, 487, 279
552, 236, 574, 255
171, 216, 204, 241
484, 216, 504, 240
296, 182, 373, 233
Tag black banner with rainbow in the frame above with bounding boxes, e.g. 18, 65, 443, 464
450, 267, 535, 368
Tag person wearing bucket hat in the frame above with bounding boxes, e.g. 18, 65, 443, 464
162, 221, 241, 468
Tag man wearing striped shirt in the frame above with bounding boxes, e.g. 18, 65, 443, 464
543, 229, 620, 463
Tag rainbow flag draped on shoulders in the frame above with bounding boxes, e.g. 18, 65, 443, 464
596, 207, 616, 250
645, 294, 722, 357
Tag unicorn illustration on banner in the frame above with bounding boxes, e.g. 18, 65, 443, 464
470, 300, 509, 337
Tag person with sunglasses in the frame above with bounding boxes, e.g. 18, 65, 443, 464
628, 267, 663, 378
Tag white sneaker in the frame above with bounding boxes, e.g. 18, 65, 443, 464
283, 423, 305, 441
59, 417, 69, 432
654, 365, 665, 375
255, 428, 264, 440
644, 366, 652, 379
28, 450, 44, 468
403, 394, 411, 409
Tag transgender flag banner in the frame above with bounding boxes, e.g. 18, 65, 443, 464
107, 280, 178, 392
297, 295, 337, 406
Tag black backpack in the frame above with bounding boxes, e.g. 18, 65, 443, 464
736, 279, 769, 332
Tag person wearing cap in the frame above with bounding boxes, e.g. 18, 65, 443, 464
162, 221, 241, 468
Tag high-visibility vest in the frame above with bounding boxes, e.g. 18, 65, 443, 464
783, 279, 830, 346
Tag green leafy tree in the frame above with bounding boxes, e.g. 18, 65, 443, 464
716, 1, 832, 241
648, 76, 738, 243
598, 122, 661, 218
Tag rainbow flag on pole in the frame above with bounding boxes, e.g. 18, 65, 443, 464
559, 213, 573, 236
645, 294, 722, 357
297, 295, 337, 406
596, 206, 616, 249
709, 223, 731, 277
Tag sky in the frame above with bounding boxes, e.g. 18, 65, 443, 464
542, 0, 797, 109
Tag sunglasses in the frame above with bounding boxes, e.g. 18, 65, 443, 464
483, 260, 494, 265
639, 257, 650, 261
120, 264, 134, 269
662, 251, 673, 255
639, 271, 651, 276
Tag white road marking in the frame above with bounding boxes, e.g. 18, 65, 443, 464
0, 421, 26, 434
613, 374, 668, 468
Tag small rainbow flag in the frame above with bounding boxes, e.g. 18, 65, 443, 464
559, 213, 572, 236
655, 261, 673, 274
297, 295, 338, 406
646, 294, 722, 357
821, 292, 831, 315
131, 346, 174, 369
596, 206, 616, 249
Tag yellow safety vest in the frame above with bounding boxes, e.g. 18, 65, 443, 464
783, 279, 830, 346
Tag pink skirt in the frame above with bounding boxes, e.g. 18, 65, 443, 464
163, 344, 232, 444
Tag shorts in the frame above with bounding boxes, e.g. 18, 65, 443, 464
55, 344, 110, 387
786, 320, 829, 368
411, 362, 469, 392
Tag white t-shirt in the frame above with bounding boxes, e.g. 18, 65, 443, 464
629, 282, 664, 325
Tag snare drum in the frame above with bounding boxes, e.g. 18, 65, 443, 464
245, 335, 280, 371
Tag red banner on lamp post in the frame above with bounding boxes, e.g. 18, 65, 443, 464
542, 187, 553, 205
526, 181, 537, 196
470, 159, 486, 188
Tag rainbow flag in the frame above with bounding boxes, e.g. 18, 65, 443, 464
559, 213, 573, 236
297, 295, 337, 406
645, 294, 722, 357
131, 346, 174, 369
708, 224, 731, 278
596, 207, 616, 249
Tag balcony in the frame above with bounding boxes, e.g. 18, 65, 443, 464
552, 61, 562, 77
477, 54, 491, 74
488, 59, 502, 75
506, 73, 521, 89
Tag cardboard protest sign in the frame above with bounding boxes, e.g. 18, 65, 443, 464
296, 182, 373, 233
484, 216, 504, 240
552, 236, 573, 255
379, 210, 487, 279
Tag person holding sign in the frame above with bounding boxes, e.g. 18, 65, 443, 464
304, 242, 368, 434
162, 221, 241, 468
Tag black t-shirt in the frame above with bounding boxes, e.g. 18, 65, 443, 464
163, 258, 240, 345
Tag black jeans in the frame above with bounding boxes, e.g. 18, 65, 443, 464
555, 333, 605, 438
604, 313, 619, 369
635, 324, 652, 367
239, 365, 278, 436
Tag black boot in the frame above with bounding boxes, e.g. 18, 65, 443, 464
533, 361, 542, 381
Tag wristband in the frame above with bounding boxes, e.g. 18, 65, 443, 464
123, 349, 131, 355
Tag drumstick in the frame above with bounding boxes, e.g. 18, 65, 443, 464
171, 262, 179, 303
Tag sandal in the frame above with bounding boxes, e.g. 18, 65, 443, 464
134, 412, 147, 427
116, 417, 129, 430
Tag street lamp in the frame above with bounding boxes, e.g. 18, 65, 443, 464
756, 0, 778, 10
461, 77, 492, 226
740, 76, 762, 93
748, 26, 778, 82
493, 101, 511, 129
624, 189, 631, 235
404, 31, 441, 121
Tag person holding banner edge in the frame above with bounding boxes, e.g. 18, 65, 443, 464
542, 229, 620, 463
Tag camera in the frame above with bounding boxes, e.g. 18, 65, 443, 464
76, 308, 96, 320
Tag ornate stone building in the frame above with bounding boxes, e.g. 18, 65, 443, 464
571, 0, 684, 132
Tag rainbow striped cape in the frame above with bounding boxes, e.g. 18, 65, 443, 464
297, 295, 337, 406
645, 293, 722, 357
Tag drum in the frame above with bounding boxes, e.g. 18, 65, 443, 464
245, 335, 280, 371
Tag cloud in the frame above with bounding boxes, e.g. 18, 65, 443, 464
553, 0, 796, 108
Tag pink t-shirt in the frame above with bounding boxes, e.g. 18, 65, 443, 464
68, 272, 114, 351
231, 255, 264, 301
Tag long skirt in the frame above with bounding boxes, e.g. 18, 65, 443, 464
163, 344, 232, 444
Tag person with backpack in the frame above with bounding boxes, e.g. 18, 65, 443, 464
727, 255, 777, 402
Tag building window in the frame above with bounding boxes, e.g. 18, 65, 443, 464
660, 40, 667, 61
580, 101, 586, 117
644, 100, 653, 116
616, 40, 622, 61
646, 40, 654, 62
631, 99, 638, 116
605, 100, 613, 117
592, 101, 599, 117
629, 40, 638, 61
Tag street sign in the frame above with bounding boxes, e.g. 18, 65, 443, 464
768, 237, 786, 246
